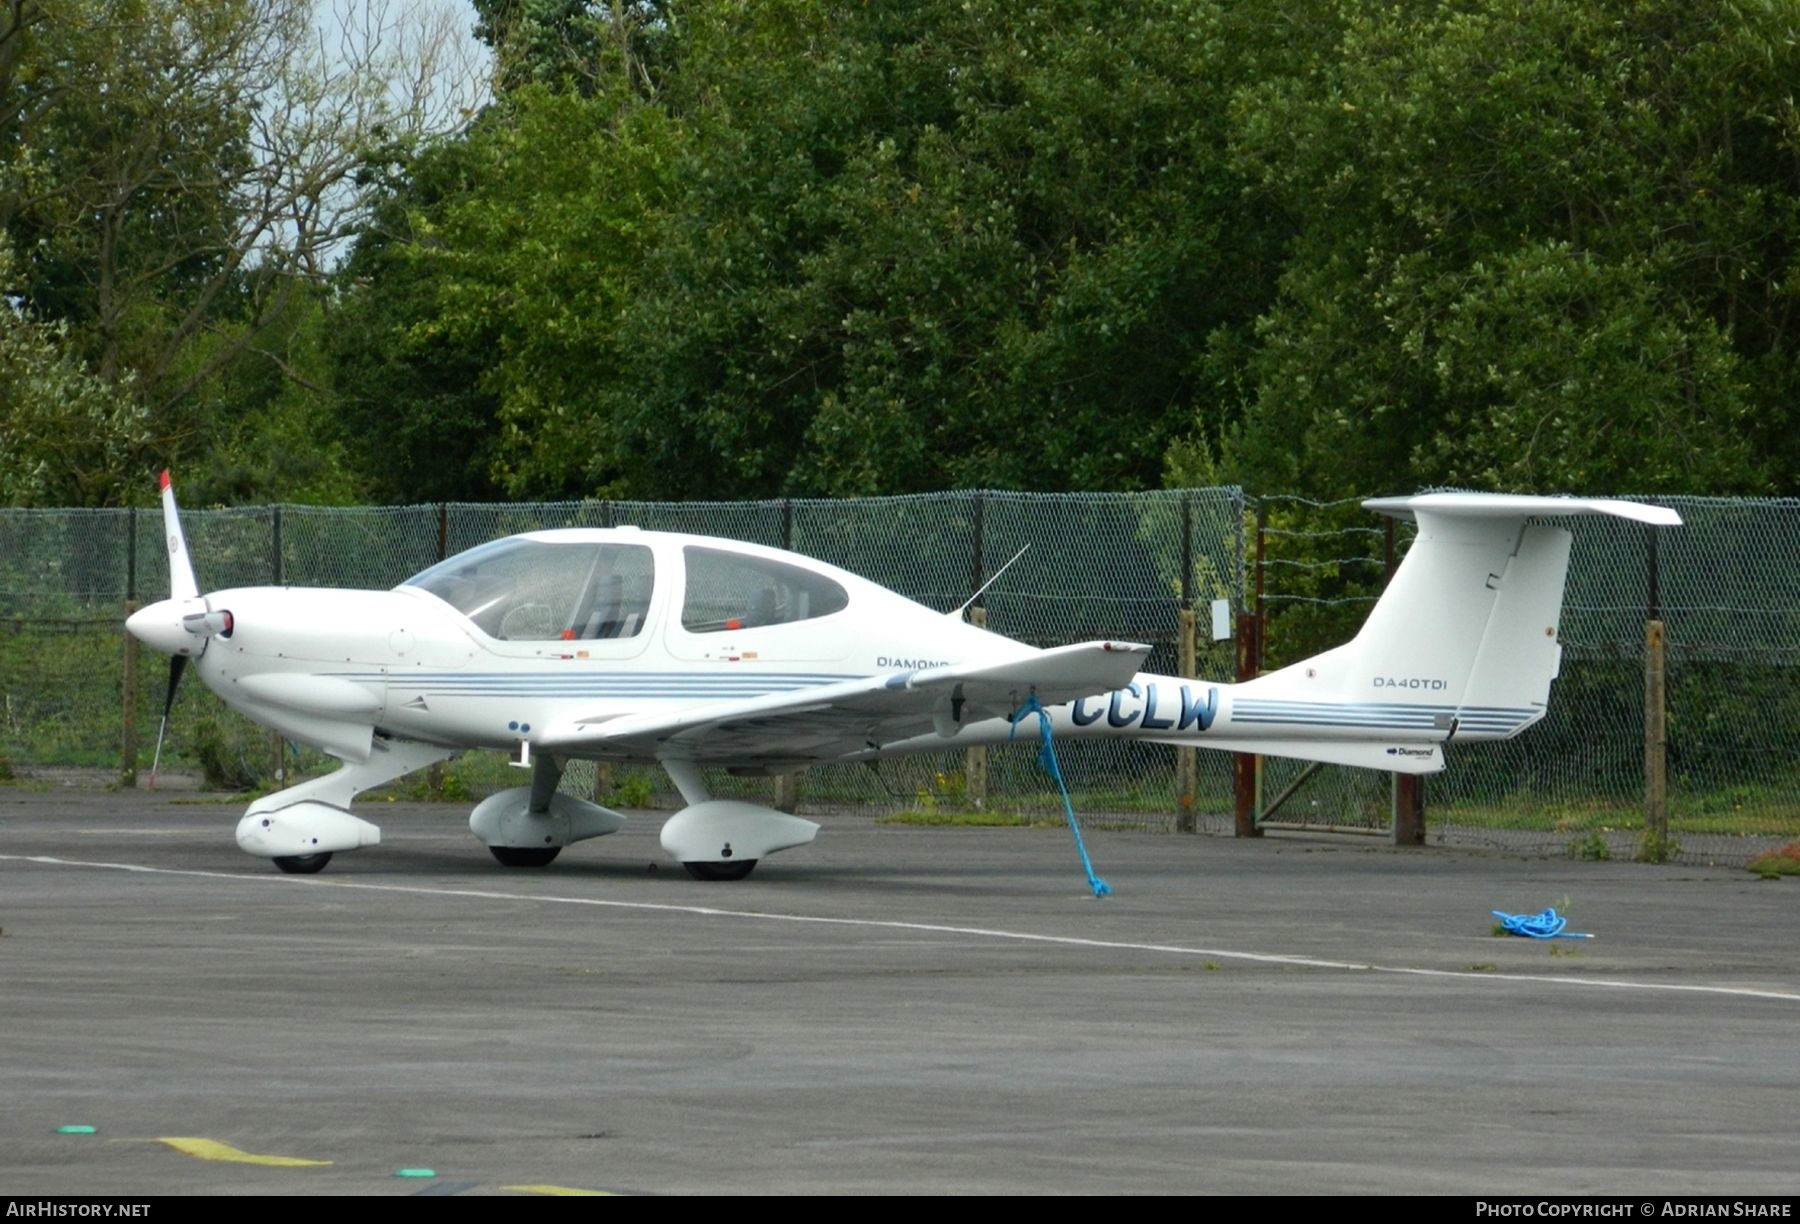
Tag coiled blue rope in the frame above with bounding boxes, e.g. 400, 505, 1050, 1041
1010, 693, 1111, 898
1491, 907, 1592, 939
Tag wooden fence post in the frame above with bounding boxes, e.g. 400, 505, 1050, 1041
965, 606, 990, 810
1176, 608, 1197, 832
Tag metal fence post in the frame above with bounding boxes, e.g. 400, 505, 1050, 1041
1234, 500, 1264, 837
969, 490, 985, 606
121, 605, 139, 781
427, 503, 450, 798
1641, 525, 1669, 860
121, 507, 139, 780
1643, 619, 1669, 857
269, 505, 285, 782
1388, 517, 1425, 845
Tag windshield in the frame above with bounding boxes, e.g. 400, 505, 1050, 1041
403, 538, 656, 641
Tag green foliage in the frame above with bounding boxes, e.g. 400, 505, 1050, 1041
1568, 832, 1612, 862
1635, 828, 1681, 865
190, 715, 267, 793
1746, 841, 1800, 880
602, 0, 1280, 498
472, 0, 672, 97
606, 768, 656, 809
1, 0, 1795, 505
0, 0, 481, 506
913, 768, 970, 813
336, 0, 1287, 501
0, 240, 150, 507
328, 131, 510, 502
1222, 0, 1800, 497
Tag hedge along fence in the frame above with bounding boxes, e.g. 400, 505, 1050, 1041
0, 491, 1792, 864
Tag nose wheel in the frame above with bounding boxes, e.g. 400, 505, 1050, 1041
272, 853, 333, 875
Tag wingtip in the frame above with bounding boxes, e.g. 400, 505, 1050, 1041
158, 469, 171, 491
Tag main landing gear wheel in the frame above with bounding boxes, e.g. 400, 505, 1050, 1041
683, 859, 757, 881
489, 846, 561, 868
272, 853, 332, 875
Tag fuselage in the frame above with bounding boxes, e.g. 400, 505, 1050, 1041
139, 525, 1482, 774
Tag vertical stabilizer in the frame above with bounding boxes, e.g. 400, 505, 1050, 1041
1235, 494, 1679, 748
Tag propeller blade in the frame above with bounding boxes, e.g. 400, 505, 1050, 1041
158, 469, 199, 601
147, 654, 187, 791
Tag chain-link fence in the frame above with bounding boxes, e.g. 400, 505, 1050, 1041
1247, 496, 1800, 864
2, 490, 1793, 864
0, 490, 1244, 826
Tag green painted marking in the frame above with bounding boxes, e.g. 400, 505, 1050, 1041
56, 1125, 97, 1135
394, 1168, 437, 1179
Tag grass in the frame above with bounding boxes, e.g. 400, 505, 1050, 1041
1746, 839, 1800, 879
877, 810, 1062, 827
1440, 793, 1800, 837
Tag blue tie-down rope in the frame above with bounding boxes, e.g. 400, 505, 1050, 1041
1010, 693, 1111, 898
1491, 907, 1593, 939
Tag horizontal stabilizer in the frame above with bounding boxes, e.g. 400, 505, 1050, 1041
1363, 492, 1681, 528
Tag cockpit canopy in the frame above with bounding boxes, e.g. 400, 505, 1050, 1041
404, 538, 656, 642
402, 534, 851, 642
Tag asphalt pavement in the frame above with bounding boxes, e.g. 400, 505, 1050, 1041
2, 787, 1796, 1195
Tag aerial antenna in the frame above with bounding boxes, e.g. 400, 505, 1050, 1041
952, 543, 1030, 619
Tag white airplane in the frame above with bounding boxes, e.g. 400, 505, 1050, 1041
125, 473, 1678, 879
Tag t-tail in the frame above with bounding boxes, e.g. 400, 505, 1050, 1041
1113, 494, 1680, 773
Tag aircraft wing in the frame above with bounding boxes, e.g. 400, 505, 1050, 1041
536, 640, 1153, 768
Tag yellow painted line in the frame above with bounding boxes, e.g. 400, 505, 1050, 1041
505, 1184, 614, 1197
157, 1137, 332, 1167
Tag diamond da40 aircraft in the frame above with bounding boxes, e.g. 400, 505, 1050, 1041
125, 475, 1677, 879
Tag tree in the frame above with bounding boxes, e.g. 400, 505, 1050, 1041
0, 0, 485, 503
1218, 0, 1800, 496
596, 0, 1286, 499
0, 237, 148, 506
471, 0, 671, 97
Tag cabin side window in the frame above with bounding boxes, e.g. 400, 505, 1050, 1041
680, 546, 849, 633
